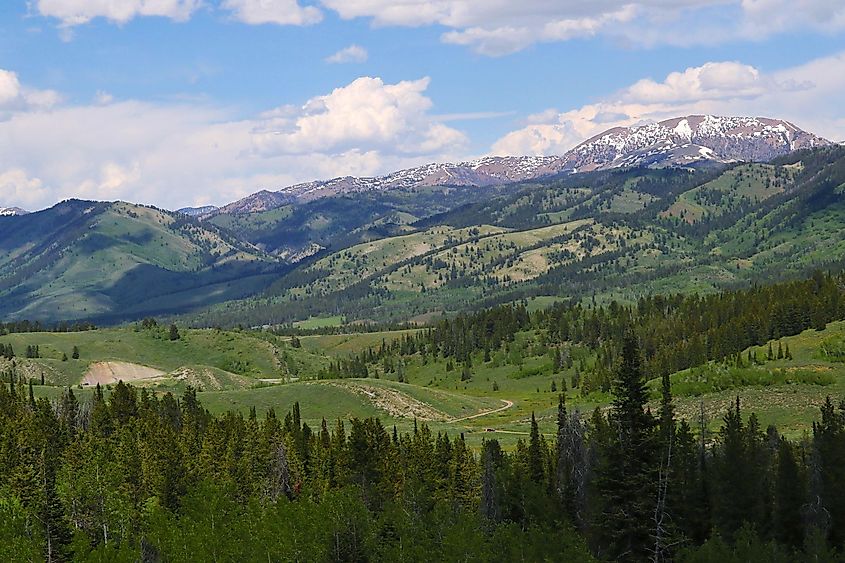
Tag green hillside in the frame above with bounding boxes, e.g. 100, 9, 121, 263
0, 200, 286, 321
5, 147, 843, 330
184, 145, 845, 328
207, 184, 519, 258
0, 323, 331, 389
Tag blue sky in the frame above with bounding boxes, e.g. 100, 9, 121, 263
1, 0, 844, 210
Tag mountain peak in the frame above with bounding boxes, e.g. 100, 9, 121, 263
0, 206, 29, 217
563, 115, 828, 173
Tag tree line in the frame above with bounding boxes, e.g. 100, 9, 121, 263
3, 334, 845, 560
310, 270, 844, 387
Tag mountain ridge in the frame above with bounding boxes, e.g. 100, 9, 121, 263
208, 115, 828, 216
0, 199, 285, 321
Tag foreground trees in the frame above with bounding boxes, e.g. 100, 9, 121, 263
2, 335, 845, 560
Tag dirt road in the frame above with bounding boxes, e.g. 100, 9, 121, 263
450, 399, 514, 423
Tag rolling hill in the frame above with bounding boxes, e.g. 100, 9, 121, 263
0, 200, 288, 321
184, 144, 845, 328
0, 116, 839, 328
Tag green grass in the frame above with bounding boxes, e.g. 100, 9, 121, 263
198, 382, 385, 423
0, 326, 301, 386
293, 316, 345, 330
20, 320, 845, 447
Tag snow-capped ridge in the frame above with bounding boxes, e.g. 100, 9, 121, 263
211, 115, 828, 215
0, 206, 29, 217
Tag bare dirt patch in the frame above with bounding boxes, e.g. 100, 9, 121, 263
82, 361, 166, 386
325, 381, 450, 421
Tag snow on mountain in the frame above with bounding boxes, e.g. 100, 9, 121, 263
177, 205, 219, 217
275, 155, 560, 203
212, 115, 828, 216
216, 190, 293, 215
557, 115, 828, 173
0, 206, 28, 216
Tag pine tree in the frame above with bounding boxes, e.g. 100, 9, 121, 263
72, 346, 80, 360
480, 440, 500, 523
593, 334, 657, 561
528, 412, 544, 483
774, 438, 804, 549
169, 324, 180, 341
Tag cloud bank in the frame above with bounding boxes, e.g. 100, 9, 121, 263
34, 1, 845, 55
0, 74, 466, 210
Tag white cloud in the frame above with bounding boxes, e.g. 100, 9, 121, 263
320, 1, 845, 55
492, 55, 845, 155
740, 0, 845, 38
621, 61, 794, 104
35, 0, 201, 26
441, 6, 637, 56
325, 44, 369, 64
0, 169, 50, 209
221, 0, 322, 26
0, 73, 466, 210
94, 90, 114, 105
0, 69, 60, 113
250, 76, 466, 156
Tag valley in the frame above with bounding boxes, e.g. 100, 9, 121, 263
1, 120, 844, 561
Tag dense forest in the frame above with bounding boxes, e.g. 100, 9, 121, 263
317, 271, 844, 390
2, 332, 845, 561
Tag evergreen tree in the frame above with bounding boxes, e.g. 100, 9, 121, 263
593, 334, 657, 561
528, 412, 544, 484
774, 438, 804, 549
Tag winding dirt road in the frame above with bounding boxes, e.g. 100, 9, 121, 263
450, 399, 514, 423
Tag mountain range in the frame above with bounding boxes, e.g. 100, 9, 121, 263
205, 115, 828, 216
0, 114, 841, 324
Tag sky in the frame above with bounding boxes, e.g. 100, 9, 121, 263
1, 1, 844, 210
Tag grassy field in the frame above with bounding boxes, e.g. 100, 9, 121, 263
17, 319, 845, 449
0, 325, 330, 388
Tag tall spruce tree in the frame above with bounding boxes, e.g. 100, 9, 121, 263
528, 412, 544, 484
593, 333, 657, 562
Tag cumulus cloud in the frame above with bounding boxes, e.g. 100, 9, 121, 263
221, 0, 322, 26
36, 0, 324, 28
492, 56, 845, 155
35, 0, 201, 26
0, 169, 50, 210
325, 44, 369, 64
250, 77, 466, 156
441, 6, 637, 56
0, 69, 60, 113
0, 73, 466, 210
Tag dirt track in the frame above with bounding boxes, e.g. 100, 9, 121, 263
450, 399, 514, 422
